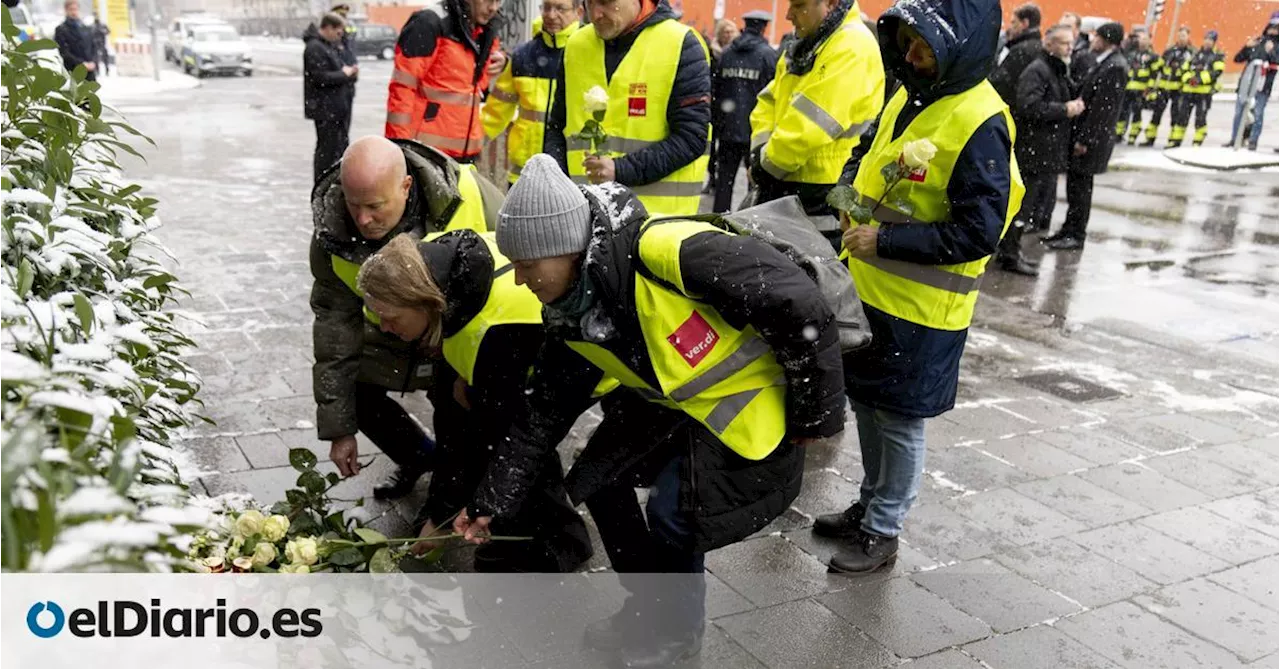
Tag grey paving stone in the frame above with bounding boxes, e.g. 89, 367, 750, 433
1208, 556, 1280, 611
927, 416, 981, 449
184, 352, 234, 377
716, 599, 898, 669
926, 446, 1034, 492
174, 435, 251, 477
1100, 417, 1203, 454
964, 624, 1123, 669
910, 558, 1081, 633
471, 576, 624, 664
1034, 429, 1148, 466
1191, 412, 1280, 439
1080, 462, 1212, 512
819, 577, 991, 658
804, 436, 862, 477
945, 488, 1086, 547
783, 529, 941, 575
897, 649, 986, 669
1135, 577, 1279, 662
994, 397, 1095, 429
1085, 396, 1165, 421
1056, 601, 1248, 669
233, 432, 289, 469
1135, 413, 1251, 446
978, 435, 1095, 478
196, 399, 282, 436
1202, 492, 1280, 539
1071, 522, 1231, 585
1014, 474, 1153, 528
1237, 435, 1280, 457
1202, 442, 1280, 486
943, 405, 1039, 442
902, 504, 1014, 564
1248, 653, 1279, 669
705, 536, 843, 608
200, 455, 382, 504
1137, 506, 1278, 563
993, 537, 1156, 608
705, 571, 754, 620
198, 370, 297, 403
1144, 448, 1272, 499
789, 469, 860, 521
747, 507, 815, 540
696, 624, 770, 669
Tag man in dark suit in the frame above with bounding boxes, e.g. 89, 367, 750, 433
990, 3, 1042, 105
304, 13, 358, 181
1045, 21, 1127, 251
53, 0, 96, 81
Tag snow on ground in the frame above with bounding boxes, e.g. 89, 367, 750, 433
96, 71, 202, 102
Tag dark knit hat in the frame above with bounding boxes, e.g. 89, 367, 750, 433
1096, 22, 1124, 46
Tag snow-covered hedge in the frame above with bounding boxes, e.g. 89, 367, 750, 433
1, 8, 211, 571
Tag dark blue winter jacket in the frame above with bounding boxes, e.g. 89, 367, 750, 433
840, 0, 1012, 418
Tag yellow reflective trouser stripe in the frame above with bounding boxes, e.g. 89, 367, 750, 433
387, 112, 412, 126
858, 195, 981, 295
668, 337, 771, 401
518, 107, 546, 122
570, 176, 703, 197
490, 88, 519, 103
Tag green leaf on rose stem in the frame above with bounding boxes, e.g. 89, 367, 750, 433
269, 501, 291, 516
291, 512, 321, 535
285, 489, 308, 507
850, 202, 875, 225
297, 470, 326, 494
325, 511, 346, 533
16, 258, 33, 298
327, 547, 364, 566
881, 161, 904, 183
288, 448, 318, 472
824, 185, 859, 212
73, 292, 94, 335
326, 472, 340, 486
369, 547, 400, 573
421, 545, 447, 564
354, 527, 387, 544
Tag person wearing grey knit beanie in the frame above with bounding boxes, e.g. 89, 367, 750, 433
496, 153, 594, 304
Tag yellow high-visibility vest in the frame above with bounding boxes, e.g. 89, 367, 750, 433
565, 219, 788, 460
847, 81, 1024, 332
563, 19, 709, 217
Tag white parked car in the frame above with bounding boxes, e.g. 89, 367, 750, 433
165, 14, 228, 64
179, 24, 254, 78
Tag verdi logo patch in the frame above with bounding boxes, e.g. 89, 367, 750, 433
668, 311, 719, 367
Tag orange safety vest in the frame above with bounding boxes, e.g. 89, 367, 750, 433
385, 0, 499, 161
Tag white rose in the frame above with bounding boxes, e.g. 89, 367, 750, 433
251, 542, 278, 568
280, 564, 310, 574
901, 139, 937, 169
262, 515, 290, 542
234, 510, 265, 539
583, 85, 610, 113
201, 556, 226, 571
285, 537, 320, 566
232, 556, 254, 571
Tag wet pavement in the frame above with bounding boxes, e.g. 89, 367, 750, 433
102, 68, 1279, 668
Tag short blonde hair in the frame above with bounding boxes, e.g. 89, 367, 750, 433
357, 235, 448, 348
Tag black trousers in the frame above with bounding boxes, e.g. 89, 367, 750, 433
712, 141, 750, 212
1172, 92, 1213, 144
313, 113, 351, 182
354, 381, 433, 471
1060, 170, 1095, 240
1000, 170, 1057, 257
1145, 89, 1178, 139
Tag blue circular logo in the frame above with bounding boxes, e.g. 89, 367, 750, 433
27, 601, 65, 638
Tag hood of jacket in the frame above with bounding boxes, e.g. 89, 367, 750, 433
302, 23, 320, 43
312, 140, 468, 262
418, 230, 494, 338
877, 0, 1002, 99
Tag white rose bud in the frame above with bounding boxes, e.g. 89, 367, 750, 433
901, 139, 937, 169
234, 510, 265, 539
285, 537, 320, 566
262, 515, 290, 542
583, 85, 610, 113
232, 556, 254, 572
251, 542, 277, 568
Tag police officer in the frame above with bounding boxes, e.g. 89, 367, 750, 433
479, 0, 583, 184
1117, 27, 1160, 144
818, 0, 1023, 573
455, 154, 846, 666
544, 0, 712, 217
711, 10, 777, 212
1140, 25, 1193, 147
749, 0, 884, 244
1168, 29, 1226, 148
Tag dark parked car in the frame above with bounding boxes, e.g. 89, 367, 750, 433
353, 22, 397, 60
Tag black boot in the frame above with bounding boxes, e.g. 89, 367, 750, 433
812, 502, 866, 539
372, 463, 428, 500
1138, 137, 1157, 147
828, 532, 899, 574
1045, 236, 1085, 251
998, 255, 1040, 276
584, 598, 644, 651
1041, 230, 1068, 243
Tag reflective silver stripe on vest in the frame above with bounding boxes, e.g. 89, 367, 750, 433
860, 194, 926, 225
518, 108, 546, 122
792, 94, 846, 140
490, 89, 519, 103
631, 181, 704, 197
854, 196, 981, 295
386, 112, 413, 127
567, 137, 659, 153
751, 130, 771, 150
760, 152, 788, 180
839, 121, 870, 139
668, 337, 771, 402
705, 387, 763, 432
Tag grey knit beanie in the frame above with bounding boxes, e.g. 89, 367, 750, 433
496, 154, 592, 261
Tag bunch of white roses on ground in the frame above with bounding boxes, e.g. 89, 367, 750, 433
188, 509, 323, 573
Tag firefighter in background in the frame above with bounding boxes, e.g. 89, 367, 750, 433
385, 0, 507, 163
331, 3, 358, 63
480, 0, 583, 184
1117, 27, 1160, 144
1139, 24, 1193, 147
1168, 29, 1226, 148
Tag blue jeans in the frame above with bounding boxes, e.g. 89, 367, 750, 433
853, 401, 927, 538
1230, 91, 1270, 147
645, 455, 706, 633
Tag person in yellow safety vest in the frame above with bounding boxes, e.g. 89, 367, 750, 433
310, 136, 504, 502
452, 155, 845, 667
543, 0, 713, 217
1168, 29, 1226, 148
816, 0, 1024, 574
479, 0, 583, 184
1117, 27, 1161, 144
352, 231, 593, 573
747, 0, 884, 247
1139, 24, 1193, 147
